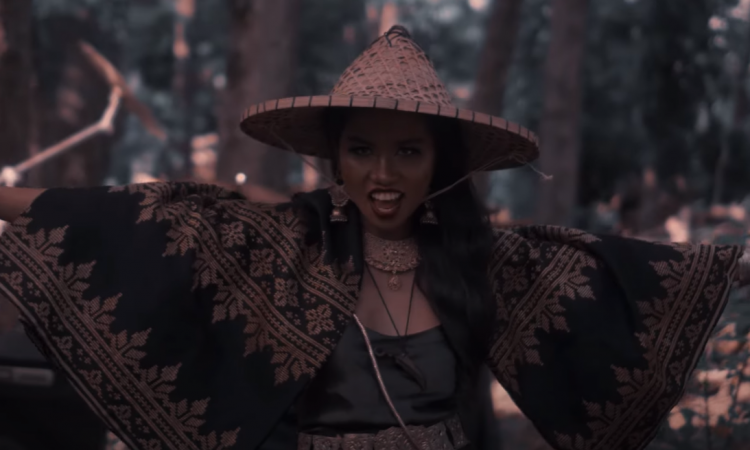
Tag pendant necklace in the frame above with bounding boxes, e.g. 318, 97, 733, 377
363, 232, 420, 291
365, 265, 426, 390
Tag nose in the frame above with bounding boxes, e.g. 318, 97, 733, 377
371, 154, 398, 185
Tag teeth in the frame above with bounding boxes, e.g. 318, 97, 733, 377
371, 192, 402, 201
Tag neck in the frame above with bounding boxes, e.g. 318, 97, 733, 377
363, 222, 413, 241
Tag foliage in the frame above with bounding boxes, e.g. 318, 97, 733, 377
491, 0, 750, 220
580, 0, 750, 208
25, 0, 750, 206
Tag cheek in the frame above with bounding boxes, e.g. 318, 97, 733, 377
409, 155, 435, 192
338, 155, 366, 194
338, 155, 355, 179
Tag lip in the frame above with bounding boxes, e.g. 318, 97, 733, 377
368, 189, 403, 219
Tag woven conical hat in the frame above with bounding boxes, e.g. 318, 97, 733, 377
240, 26, 538, 172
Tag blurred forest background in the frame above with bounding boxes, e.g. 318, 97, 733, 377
3, 0, 750, 449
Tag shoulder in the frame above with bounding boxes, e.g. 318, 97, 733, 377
488, 226, 533, 252
109, 181, 298, 216
491, 225, 603, 246
99, 183, 338, 253
95, 182, 308, 243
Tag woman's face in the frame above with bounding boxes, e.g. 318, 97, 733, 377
338, 109, 436, 240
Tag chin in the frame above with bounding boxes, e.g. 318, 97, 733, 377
363, 212, 415, 238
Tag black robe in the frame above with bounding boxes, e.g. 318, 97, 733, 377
0, 182, 741, 450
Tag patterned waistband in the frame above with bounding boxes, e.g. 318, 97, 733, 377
297, 415, 470, 450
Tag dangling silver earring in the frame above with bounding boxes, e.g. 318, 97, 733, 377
420, 200, 438, 225
329, 183, 349, 223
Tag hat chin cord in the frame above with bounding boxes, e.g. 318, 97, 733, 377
263, 126, 550, 446
352, 314, 423, 449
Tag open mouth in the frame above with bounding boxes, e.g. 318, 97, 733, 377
368, 190, 404, 218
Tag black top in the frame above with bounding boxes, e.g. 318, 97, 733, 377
296, 324, 458, 435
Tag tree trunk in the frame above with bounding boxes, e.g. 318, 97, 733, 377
469, 0, 524, 202
534, 0, 589, 225
216, 0, 301, 192
171, 0, 196, 180
0, 0, 33, 170
470, 0, 524, 119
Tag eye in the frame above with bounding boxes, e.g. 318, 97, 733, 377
348, 146, 372, 156
398, 147, 422, 156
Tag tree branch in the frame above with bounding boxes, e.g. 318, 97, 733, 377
0, 41, 167, 187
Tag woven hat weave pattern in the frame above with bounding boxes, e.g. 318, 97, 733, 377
240, 26, 539, 172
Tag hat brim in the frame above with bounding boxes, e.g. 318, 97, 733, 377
240, 95, 539, 172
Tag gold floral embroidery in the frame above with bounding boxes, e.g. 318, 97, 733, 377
274, 278, 299, 307
0, 227, 242, 449
522, 226, 602, 245
488, 227, 741, 450
0, 183, 361, 449
501, 265, 529, 294
249, 248, 275, 277
306, 304, 335, 336
488, 229, 598, 393
1, 184, 739, 450
219, 222, 247, 248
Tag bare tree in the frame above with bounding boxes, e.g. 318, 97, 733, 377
216, 0, 302, 192
0, 0, 33, 170
469, 0, 524, 201
470, 0, 524, 122
534, 0, 590, 225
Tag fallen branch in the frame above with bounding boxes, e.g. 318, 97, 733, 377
0, 41, 166, 188
0, 87, 122, 187
79, 42, 166, 142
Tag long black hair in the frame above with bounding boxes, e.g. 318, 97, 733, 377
322, 108, 496, 377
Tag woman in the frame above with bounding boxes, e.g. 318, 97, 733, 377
0, 26, 747, 450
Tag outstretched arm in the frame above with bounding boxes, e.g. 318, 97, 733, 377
0, 182, 300, 449
0, 186, 46, 222
486, 226, 742, 450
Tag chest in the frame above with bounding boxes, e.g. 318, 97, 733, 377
237, 208, 446, 386
354, 269, 442, 337
243, 236, 448, 388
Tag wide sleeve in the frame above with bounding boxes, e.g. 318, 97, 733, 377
487, 226, 742, 450
0, 182, 327, 450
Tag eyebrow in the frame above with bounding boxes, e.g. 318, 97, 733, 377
345, 136, 426, 145
346, 136, 373, 146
